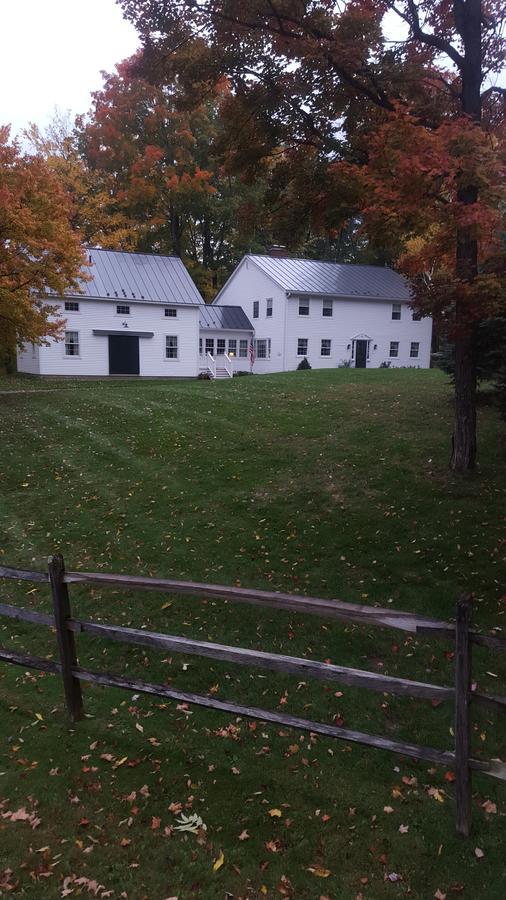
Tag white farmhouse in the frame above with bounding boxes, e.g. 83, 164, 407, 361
17, 249, 254, 379
17, 246, 432, 378
213, 252, 432, 371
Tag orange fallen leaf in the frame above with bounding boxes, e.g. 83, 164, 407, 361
307, 867, 332, 878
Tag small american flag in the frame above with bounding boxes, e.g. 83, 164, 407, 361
249, 339, 255, 367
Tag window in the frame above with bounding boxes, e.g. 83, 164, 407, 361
239, 339, 248, 358
389, 341, 399, 358
116, 304, 130, 315
410, 341, 420, 358
228, 339, 237, 357
297, 338, 308, 356
64, 331, 79, 356
266, 297, 273, 317
322, 299, 333, 317
298, 298, 309, 316
253, 300, 259, 318
205, 338, 215, 355
321, 339, 331, 356
217, 338, 226, 354
392, 302, 401, 320
199, 338, 202, 355
164, 307, 177, 318
165, 335, 178, 359
255, 338, 271, 359
65, 301, 79, 312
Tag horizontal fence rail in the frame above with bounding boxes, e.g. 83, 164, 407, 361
1, 557, 504, 837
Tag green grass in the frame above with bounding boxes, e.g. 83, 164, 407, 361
0, 369, 504, 899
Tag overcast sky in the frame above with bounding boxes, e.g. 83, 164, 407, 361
1, 0, 139, 138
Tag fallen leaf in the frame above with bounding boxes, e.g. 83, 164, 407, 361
474, 847, 484, 859
269, 809, 282, 818
212, 850, 224, 872
482, 800, 497, 814
307, 867, 332, 878
238, 830, 250, 841
399, 824, 409, 833
383, 806, 394, 814
434, 890, 447, 899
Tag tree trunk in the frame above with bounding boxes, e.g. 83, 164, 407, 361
449, 0, 481, 473
452, 329, 477, 471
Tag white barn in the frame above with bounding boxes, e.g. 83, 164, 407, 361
213, 253, 432, 372
17, 249, 254, 379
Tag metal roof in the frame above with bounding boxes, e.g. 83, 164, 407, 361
199, 305, 253, 331
62, 248, 203, 305
248, 255, 411, 301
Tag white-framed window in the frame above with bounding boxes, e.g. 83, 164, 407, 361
297, 338, 308, 356
239, 339, 248, 358
165, 335, 178, 359
322, 299, 333, 317
410, 341, 420, 358
255, 338, 271, 359
228, 339, 237, 357
389, 341, 399, 358
205, 338, 214, 355
266, 297, 273, 317
253, 300, 259, 318
321, 338, 331, 356
298, 298, 309, 316
217, 338, 226, 354
116, 304, 130, 315
64, 331, 79, 356
164, 307, 177, 318
412, 310, 422, 321
392, 302, 401, 321
65, 301, 79, 312
199, 337, 202, 354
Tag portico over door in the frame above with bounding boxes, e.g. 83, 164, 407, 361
351, 334, 372, 369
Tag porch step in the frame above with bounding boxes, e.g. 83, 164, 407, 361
213, 368, 232, 379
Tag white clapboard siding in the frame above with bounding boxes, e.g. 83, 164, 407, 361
17, 299, 200, 377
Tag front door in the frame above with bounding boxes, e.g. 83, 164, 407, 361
108, 336, 140, 375
355, 340, 368, 369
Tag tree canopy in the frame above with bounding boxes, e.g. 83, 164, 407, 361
0, 126, 86, 358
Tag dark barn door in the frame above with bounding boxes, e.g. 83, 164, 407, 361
355, 340, 368, 369
108, 336, 140, 375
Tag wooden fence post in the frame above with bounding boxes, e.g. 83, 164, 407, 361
48, 554, 83, 722
454, 592, 473, 836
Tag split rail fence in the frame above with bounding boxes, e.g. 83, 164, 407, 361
1, 555, 505, 837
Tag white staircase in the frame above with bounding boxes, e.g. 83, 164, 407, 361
199, 352, 233, 379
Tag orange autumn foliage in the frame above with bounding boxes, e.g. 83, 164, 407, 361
0, 127, 86, 351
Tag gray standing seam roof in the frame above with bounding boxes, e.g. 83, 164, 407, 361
248, 256, 411, 301
61, 248, 203, 305
199, 305, 253, 331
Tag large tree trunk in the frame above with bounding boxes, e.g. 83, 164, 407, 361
449, 0, 481, 472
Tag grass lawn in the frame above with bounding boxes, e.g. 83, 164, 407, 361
0, 368, 505, 899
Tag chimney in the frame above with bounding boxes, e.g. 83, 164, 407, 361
268, 244, 288, 258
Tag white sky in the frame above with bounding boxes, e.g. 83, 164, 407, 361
1, 0, 139, 138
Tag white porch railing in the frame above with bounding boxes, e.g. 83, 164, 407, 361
220, 352, 233, 377
206, 352, 216, 378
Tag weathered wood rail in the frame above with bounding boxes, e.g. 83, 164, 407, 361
1, 557, 505, 837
